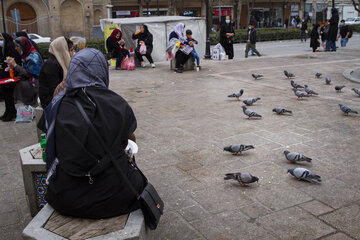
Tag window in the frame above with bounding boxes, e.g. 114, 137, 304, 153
29, 34, 39, 39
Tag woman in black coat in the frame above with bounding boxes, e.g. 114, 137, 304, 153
0, 33, 21, 121
326, 8, 339, 51
106, 29, 130, 69
310, 24, 321, 52
132, 24, 155, 68
220, 16, 235, 59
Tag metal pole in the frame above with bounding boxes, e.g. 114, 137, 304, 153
1, 0, 6, 33
157, 0, 159, 16
204, 0, 211, 59
332, 0, 335, 9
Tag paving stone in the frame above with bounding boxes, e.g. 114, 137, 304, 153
321, 232, 354, 240
0, 211, 19, 227
178, 204, 211, 222
238, 202, 272, 219
298, 200, 334, 216
319, 204, 360, 239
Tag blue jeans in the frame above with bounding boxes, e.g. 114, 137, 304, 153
115, 50, 130, 67
250, 48, 255, 55
191, 49, 200, 66
325, 40, 336, 51
340, 38, 348, 47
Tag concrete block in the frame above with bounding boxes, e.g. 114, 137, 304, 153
170, 57, 195, 71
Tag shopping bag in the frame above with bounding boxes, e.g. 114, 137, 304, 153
139, 42, 147, 55
121, 56, 129, 70
15, 105, 35, 123
127, 57, 135, 70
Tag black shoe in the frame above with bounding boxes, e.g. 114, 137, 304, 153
2, 111, 16, 122
0, 111, 9, 120
176, 68, 184, 73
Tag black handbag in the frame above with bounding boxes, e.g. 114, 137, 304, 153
74, 99, 164, 230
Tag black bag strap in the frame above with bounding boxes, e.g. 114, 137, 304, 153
74, 98, 142, 199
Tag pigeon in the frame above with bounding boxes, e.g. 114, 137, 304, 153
284, 70, 295, 78
339, 104, 358, 115
335, 85, 345, 92
325, 77, 331, 85
224, 172, 259, 186
292, 88, 309, 99
315, 72, 322, 78
304, 85, 319, 95
291, 80, 304, 89
272, 107, 292, 115
242, 106, 262, 118
243, 97, 261, 105
287, 168, 321, 183
252, 73, 263, 80
223, 144, 255, 155
352, 88, 360, 96
228, 89, 244, 100
284, 150, 312, 163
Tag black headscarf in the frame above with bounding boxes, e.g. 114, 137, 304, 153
0, 33, 21, 72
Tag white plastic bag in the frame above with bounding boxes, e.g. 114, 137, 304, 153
15, 105, 35, 123
212, 43, 226, 61
139, 41, 147, 55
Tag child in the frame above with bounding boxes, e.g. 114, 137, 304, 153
185, 29, 200, 70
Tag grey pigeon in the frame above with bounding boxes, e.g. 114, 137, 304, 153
291, 80, 304, 89
242, 106, 262, 118
228, 89, 244, 100
224, 144, 255, 155
284, 150, 312, 163
243, 97, 261, 105
304, 85, 319, 95
315, 72, 322, 78
287, 168, 321, 183
284, 70, 295, 78
339, 104, 358, 115
352, 88, 360, 96
224, 172, 259, 185
272, 107, 292, 115
292, 88, 309, 99
325, 77, 331, 85
252, 73, 263, 80
335, 85, 345, 92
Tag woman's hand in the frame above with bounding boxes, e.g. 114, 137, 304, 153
6, 57, 17, 68
119, 39, 125, 45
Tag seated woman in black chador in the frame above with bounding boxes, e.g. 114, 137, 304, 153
45, 48, 144, 218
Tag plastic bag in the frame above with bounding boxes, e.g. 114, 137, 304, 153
121, 56, 129, 70
139, 42, 147, 55
15, 105, 35, 123
127, 57, 135, 70
179, 45, 193, 55
212, 43, 226, 60
166, 38, 180, 60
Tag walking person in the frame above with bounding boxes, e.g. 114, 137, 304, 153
337, 20, 351, 47
326, 8, 339, 52
220, 16, 235, 60
245, 23, 261, 58
310, 24, 321, 52
300, 18, 308, 42
0, 33, 21, 122
169, 23, 191, 73
320, 21, 329, 48
132, 24, 155, 68
106, 29, 130, 70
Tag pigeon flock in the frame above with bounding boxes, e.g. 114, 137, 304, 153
224, 70, 359, 187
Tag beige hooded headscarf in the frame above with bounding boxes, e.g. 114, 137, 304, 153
49, 36, 71, 77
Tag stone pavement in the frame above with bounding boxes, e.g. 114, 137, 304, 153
1, 45, 360, 239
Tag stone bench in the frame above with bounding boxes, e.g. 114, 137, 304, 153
170, 57, 195, 71
23, 204, 146, 240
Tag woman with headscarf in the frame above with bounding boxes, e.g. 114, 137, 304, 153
14, 31, 41, 55
326, 8, 339, 52
106, 28, 130, 70
220, 16, 235, 60
0, 33, 21, 121
168, 23, 190, 73
7, 37, 43, 107
44, 48, 144, 218
310, 24, 321, 52
132, 24, 155, 68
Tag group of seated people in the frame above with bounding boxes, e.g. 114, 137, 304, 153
106, 22, 200, 73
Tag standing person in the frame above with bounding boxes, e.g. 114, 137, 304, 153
185, 29, 200, 70
220, 16, 235, 60
169, 23, 190, 73
320, 21, 329, 48
291, 17, 297, 28
300, 18, 308, 42
6, 37, 43, 107
0, 33, 21, 122
326, 8, 339, 52
132, 24, 155, 68
106, 29, 130, 70
337, 20, 351, 47
245, 23, 261, 58
310, 24, 321, 52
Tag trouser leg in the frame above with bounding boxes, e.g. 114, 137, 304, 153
144, 52, 154, 63
245, 43, 250, 57
250, 43, 261, 56
228, 44, 234, 59
135, 50, 144, 62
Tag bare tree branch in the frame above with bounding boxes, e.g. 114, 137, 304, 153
351, 0, 360, 12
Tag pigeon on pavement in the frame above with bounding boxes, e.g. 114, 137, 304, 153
224, 144, 255, 155
224, 172, 259, 186
242, 106, 262, 118
252, 73, 263, 80
325, 77, 331, 85
315, 72, 322, 78
291, 80, 304, 89
304, 85, 319, 95
243, 97, 261, 105
284, 70, 295, 78
292, 88, 309, 99
339, 104, 358, 115
335, 85, 345, 92
228, 89, 244, 100
352, 88, 360, 96
284, 150, 312, 163
272, 107, 292, 115
287, 168, 321, 183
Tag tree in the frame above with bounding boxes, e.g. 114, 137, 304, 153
168, 0, 176, 15
351, 0, 360, 13
235, 0, 243, 29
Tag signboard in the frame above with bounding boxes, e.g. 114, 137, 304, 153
116, 11, 131, 16
212, 8, 232, 16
